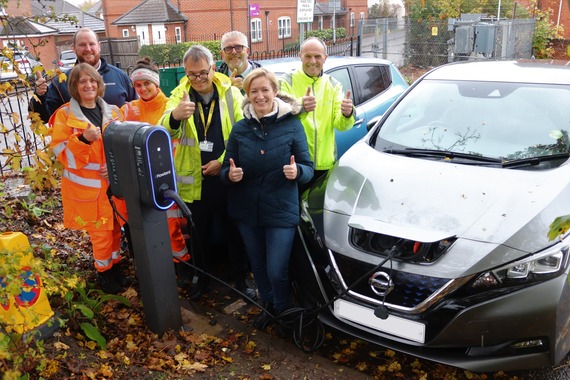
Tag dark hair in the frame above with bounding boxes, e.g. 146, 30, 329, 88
133, 57, 158, 74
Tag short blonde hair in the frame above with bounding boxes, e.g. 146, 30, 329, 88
68, 63, 105, 100
243, 68, 278, 94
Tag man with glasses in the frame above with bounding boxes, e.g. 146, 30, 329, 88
217, 31, 261, 93
160, 45, 256, 302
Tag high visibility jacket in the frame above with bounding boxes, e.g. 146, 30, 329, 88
50, 97, 123, 231
159, 73, 244, 203
279, 70, 355, 170
121, 89, 167, 125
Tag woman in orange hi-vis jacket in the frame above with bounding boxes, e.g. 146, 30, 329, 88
121, 57, 192, 287
50, 63, 128, 294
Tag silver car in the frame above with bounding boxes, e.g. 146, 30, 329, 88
292, 60, 570, 372
58, 50, 77, 69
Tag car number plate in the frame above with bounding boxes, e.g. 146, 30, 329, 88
334, 299, 426, 343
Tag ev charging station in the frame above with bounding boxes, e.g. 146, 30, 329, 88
103, 121, 183, 335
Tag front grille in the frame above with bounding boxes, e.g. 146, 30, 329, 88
333, 252, 450, 309
350, 227, 456, 264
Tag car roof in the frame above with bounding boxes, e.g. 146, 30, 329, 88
259, 56, 397, 76
423, 59, 570, 85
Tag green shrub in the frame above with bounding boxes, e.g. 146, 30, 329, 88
139, 41, 222, 65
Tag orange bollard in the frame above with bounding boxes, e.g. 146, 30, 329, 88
0, 232, 55, 335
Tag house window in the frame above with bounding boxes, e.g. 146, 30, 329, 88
306, 22, 312, 31
360, 12, 365, 21
318, 16, 323, 30
350, 12, 355, 27
122, 29, 129, 37
175, 27, 181, 43
251, 18, 262, 43
277, 17, 291, 39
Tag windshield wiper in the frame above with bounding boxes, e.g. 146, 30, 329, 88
501, 153, 570, 168
384, 148, 503, 164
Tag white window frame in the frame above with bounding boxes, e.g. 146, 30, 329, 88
278, 17, 291, 39
175, 27, 182, 43
122, 29, 129, 37
251, 18, 262, 43
360, 12, 365, 21
350, 12, 355, 27
318, 16, 323, 30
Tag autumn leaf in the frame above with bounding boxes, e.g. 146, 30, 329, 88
355, 361, 368, 371
244, 340, 256, 354
261, 363, 271, 370
53, 341, 69, 351
548, 214, 570, 240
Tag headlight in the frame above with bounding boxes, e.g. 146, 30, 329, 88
471, 237, 569, 289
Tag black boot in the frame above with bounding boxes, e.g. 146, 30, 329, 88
174, 261, 194, 288
97, 269, 122, 294
253, 303, 275, 330
188, 276, 210, 300
110, 263, 133, 288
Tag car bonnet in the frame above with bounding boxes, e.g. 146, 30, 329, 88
323, 141, 570, 255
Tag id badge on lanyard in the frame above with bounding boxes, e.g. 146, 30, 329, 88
198, 100, 216, 152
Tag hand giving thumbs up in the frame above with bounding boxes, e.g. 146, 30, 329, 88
341, 90, 353, 117
228, 158, 243, 183
283, 155, 297, 180
303, 87, 316, 112
172, 90, 195, 121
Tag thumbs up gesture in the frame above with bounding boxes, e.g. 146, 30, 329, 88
228, 158, 243, 183
302, 87, 316, 113
229, 68, 244, 90
341, 90, 353, 117
172, 90, 196, 121
83, 123, 101, 143
283, 155, 297, 180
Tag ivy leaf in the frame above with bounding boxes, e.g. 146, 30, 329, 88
548, 215, 570, 241
79, 322, 107, 350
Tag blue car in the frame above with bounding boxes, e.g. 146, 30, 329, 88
259, 56, 408, 157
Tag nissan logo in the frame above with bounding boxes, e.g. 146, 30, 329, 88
369, 271, 394, 296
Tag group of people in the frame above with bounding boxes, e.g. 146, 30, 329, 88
35, 27, 355, 337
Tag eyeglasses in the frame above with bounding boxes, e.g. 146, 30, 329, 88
223, 45, 245, 54
186, 69, 211, 81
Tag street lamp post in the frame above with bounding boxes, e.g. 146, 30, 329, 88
265, 10, 270, 52
332, 0, 336, 44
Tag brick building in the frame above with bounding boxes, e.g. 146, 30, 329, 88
105, 0, 368, 51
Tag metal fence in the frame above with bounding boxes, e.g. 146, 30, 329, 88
360, 16, 535, 68
0, 16, 536, 175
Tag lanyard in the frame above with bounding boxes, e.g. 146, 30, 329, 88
197, 100, 216, 140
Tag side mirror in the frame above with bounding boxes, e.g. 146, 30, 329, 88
367, 115, 383, 132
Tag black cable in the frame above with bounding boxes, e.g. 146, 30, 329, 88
159, 185, 402, 352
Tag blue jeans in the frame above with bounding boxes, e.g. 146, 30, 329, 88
237, 223, 295, 312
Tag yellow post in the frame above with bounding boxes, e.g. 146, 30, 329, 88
0, 232, 55, 335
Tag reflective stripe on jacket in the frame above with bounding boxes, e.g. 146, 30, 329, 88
159, 73, 244, 203
279, 70, 355, 170
50, 97, 123, 230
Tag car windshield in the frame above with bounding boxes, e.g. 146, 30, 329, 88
374, 80, 570, 162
